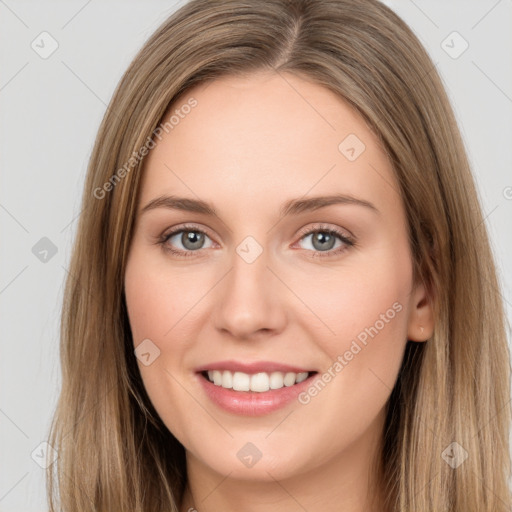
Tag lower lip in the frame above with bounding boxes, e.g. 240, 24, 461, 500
197, 372, 317, 416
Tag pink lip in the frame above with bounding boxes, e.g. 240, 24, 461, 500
195, 360, 314, 374
195, 361, 318, 416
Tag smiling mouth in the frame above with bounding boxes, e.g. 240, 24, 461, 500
200, 370, 318, 393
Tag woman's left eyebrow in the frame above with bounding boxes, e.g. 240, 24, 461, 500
280, 194, 379, 217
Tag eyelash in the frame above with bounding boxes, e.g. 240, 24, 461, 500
157, 223, 356, 260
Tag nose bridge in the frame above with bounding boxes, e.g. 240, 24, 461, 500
213, 235, 286, 338
231, 239, 268, 294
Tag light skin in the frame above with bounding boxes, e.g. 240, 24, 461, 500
123, 70, 434, 512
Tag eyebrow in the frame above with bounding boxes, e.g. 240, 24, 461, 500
139, 193, 379, 218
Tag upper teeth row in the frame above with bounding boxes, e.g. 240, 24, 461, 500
207, 370, 309, 392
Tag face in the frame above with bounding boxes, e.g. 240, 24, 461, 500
124, 71, 433, 484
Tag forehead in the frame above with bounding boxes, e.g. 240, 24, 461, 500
139, 71, 400, 219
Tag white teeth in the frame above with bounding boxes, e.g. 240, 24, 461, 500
283, 372, 296, 387
250, 372, 270, 392
206, 370, 311, 392
296, 372, 308, 383
232, 372, 250, 391
269, 371, 284, 389
221, 370, 233, 389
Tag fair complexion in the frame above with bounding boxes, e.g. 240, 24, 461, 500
124, 70, 434, 512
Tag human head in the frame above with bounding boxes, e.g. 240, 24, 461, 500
125, 68, 433, 511
47, 1, 512, 511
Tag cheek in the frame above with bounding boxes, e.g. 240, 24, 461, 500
283, 256, 412, 453
327, 275, 408, 362
124, 252, 199, 439
294, 247, 413, 384
124, 251, 199, 347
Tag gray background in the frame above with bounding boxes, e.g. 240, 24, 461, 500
1, 1, 511, 510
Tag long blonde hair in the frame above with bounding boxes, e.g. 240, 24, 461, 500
47, 0, 512, 510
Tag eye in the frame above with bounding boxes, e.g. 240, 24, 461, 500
158, 224, 214, 258
294, 224, 355, 259
157, 223, 356, 259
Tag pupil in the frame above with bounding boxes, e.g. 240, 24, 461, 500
183, 231, 204, 250
314, 232, 335, 251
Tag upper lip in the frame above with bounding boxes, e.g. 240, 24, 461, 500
195, 360, 315, 374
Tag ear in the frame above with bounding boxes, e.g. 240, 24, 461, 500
407, 279, 435, 342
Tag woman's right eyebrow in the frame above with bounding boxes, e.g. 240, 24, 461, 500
140, 195, 217, 217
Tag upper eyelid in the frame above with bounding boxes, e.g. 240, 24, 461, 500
164, 223, 216, 242
296, 222, 354, 240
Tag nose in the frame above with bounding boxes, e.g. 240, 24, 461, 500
212, 247, 287, 341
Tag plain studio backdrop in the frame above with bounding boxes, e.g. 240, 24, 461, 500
0, 1, 511, 510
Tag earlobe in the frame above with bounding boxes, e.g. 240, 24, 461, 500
407, 280, 435, 342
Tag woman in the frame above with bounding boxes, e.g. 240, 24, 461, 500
46, 1, 512, 511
